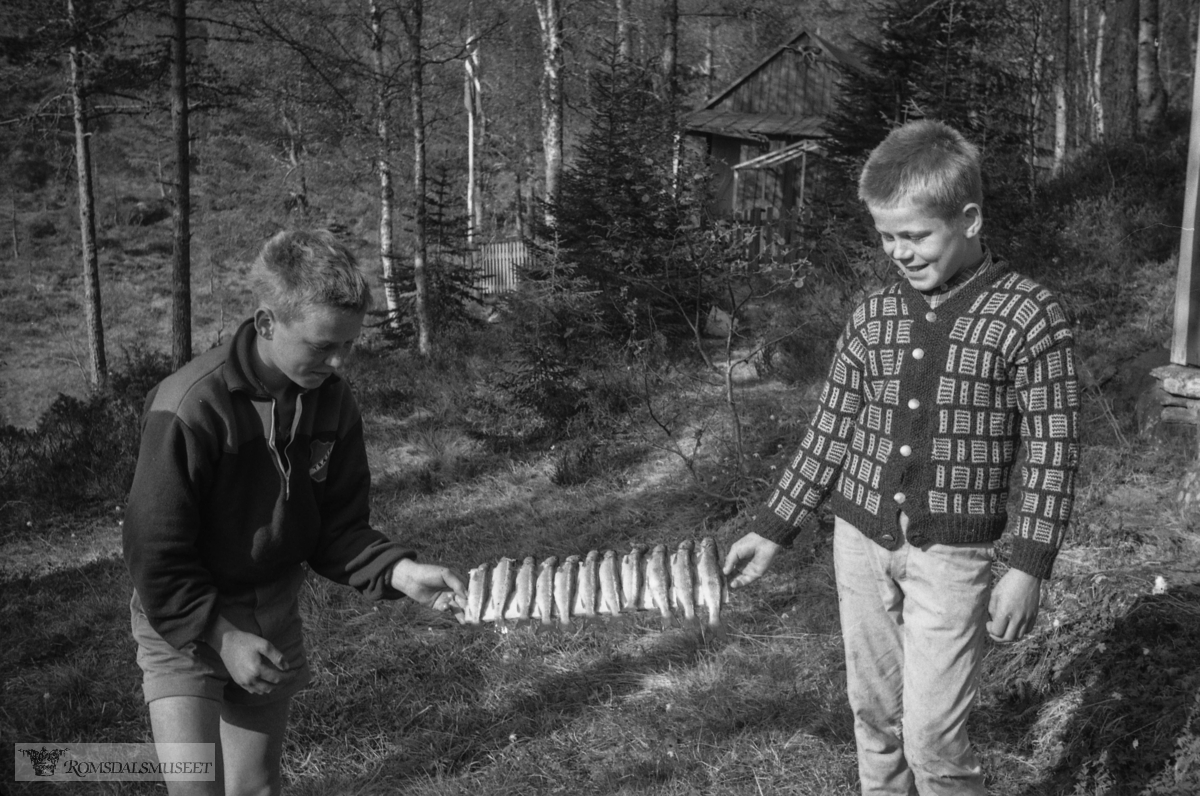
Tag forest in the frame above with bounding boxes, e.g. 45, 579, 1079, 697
4, 0, 1200, 794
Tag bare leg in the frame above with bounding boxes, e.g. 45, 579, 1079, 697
220, 697, 292, 796
148, 696, 223, 796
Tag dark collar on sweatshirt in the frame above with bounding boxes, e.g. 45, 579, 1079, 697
220, 317, 341, 400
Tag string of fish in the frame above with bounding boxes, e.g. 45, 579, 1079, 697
461, 537, 727, 629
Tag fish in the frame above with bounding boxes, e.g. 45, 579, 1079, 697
505, 556, 536, 621
696, 536, 725, 628
671, 539, 697, 623
620, 544, 644, 613
598, 549, 623, 616
534, 556, 557, 625
575, 549, 600, 618
645, 544, 672, 621
554, 554, 580, 627
484, 556, 514, 624
465, 563, 488, 625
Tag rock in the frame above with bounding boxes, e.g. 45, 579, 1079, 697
704, 306, 734, 338
126, 200, 171, 226
1151, 363, 1200, 399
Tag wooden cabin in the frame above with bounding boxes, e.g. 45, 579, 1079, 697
684, 29, 864, 249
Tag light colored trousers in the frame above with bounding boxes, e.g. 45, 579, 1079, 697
833, 516, 992, 796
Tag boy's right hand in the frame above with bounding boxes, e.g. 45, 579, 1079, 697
207, 616, 294, 695
722, 532, 782, 589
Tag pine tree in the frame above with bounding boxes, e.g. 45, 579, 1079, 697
546, 46, 703, 345
824, 0, 1029, 190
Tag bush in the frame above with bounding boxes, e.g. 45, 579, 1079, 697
0, 347, 172, 529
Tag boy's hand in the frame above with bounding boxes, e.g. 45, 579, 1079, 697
207, 616, 295, 695
987, 568, 1042, 643
389, 559, 467, 622
722, 532, 782, 589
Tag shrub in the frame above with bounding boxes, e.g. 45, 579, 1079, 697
0, 346, 172, 528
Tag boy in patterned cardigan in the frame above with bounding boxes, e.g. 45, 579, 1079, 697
722, 120, 1079, 795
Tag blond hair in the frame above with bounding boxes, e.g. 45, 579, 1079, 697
249, 229, 372, 323
858, 120, 983, 219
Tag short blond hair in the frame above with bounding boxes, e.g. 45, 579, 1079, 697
249, 229, 373, 323
858, 120, 983, 219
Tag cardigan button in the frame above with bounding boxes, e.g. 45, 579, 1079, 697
925, 311, 938, 322
900, 445, 912, 456
893, 492, 907, 504
881, 533, 895, 543
912, 348, 924, 360
908, 398, 921, 410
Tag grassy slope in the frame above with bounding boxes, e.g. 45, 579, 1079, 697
5, 137, 1200, 795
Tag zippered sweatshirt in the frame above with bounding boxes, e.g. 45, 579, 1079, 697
124, 319, 414, 650
747, 261, 1080, 579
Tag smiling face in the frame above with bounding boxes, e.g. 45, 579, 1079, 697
254, 303, 365, 394
868, 197, 984, 293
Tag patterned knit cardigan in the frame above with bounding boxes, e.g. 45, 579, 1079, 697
748, 262, 1080, 579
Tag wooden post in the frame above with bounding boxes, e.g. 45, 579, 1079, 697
1171, 9, 1200, 365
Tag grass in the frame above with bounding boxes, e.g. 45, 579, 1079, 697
4, 342, 1200, 794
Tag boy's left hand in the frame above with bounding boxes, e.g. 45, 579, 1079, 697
987, 568, 1042, 643
390, 559, 467, 622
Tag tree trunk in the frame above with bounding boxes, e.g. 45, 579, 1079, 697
660, 0, 678, 102
464, 13, 483, 246
1112, 0, 1140, 138
1138, 0, 1167, 133
704, 19, 716, 101
171, 0, 191, 369
369, 0, 401, 329
1092, 3, 1107, 142
68, 0, 106, 387
403, 0, 431, 356
616, 0, 631, 60
1053, 0, 1070, 173
534, 0, 563, 225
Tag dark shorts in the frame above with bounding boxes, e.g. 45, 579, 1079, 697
129, 568, 312, 706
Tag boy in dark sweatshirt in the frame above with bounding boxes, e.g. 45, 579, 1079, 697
723, 120, 1080, 795
124, 229, 466, 795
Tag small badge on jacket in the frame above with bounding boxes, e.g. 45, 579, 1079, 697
309, 440, 335, 482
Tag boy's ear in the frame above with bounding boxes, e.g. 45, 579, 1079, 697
254, 307, 276, 341
961, 203, 983, 238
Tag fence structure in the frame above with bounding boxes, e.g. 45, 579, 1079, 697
473, 238, 529, 295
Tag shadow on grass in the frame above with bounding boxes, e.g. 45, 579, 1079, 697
0, 555, 158, 795
979, 579, 1200, 796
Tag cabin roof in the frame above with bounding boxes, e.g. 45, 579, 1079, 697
683, 27, 863, 143
698, 29, 865, 113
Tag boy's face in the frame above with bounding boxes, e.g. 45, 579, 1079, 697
255, 304, 365, 392
868, 198, 983, 293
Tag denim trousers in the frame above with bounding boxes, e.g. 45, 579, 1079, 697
833, 516, 992, 796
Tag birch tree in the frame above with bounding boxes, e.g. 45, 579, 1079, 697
399, 0, 432, 356
533, 0, 563, 225
616, 0, 632, 60
1053, 0, 1070, 172
67, 0, 106, 387
369, 0, 401, 329
464, 4, 484, 246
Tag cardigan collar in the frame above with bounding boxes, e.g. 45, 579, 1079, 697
896, 249, 1008, 314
